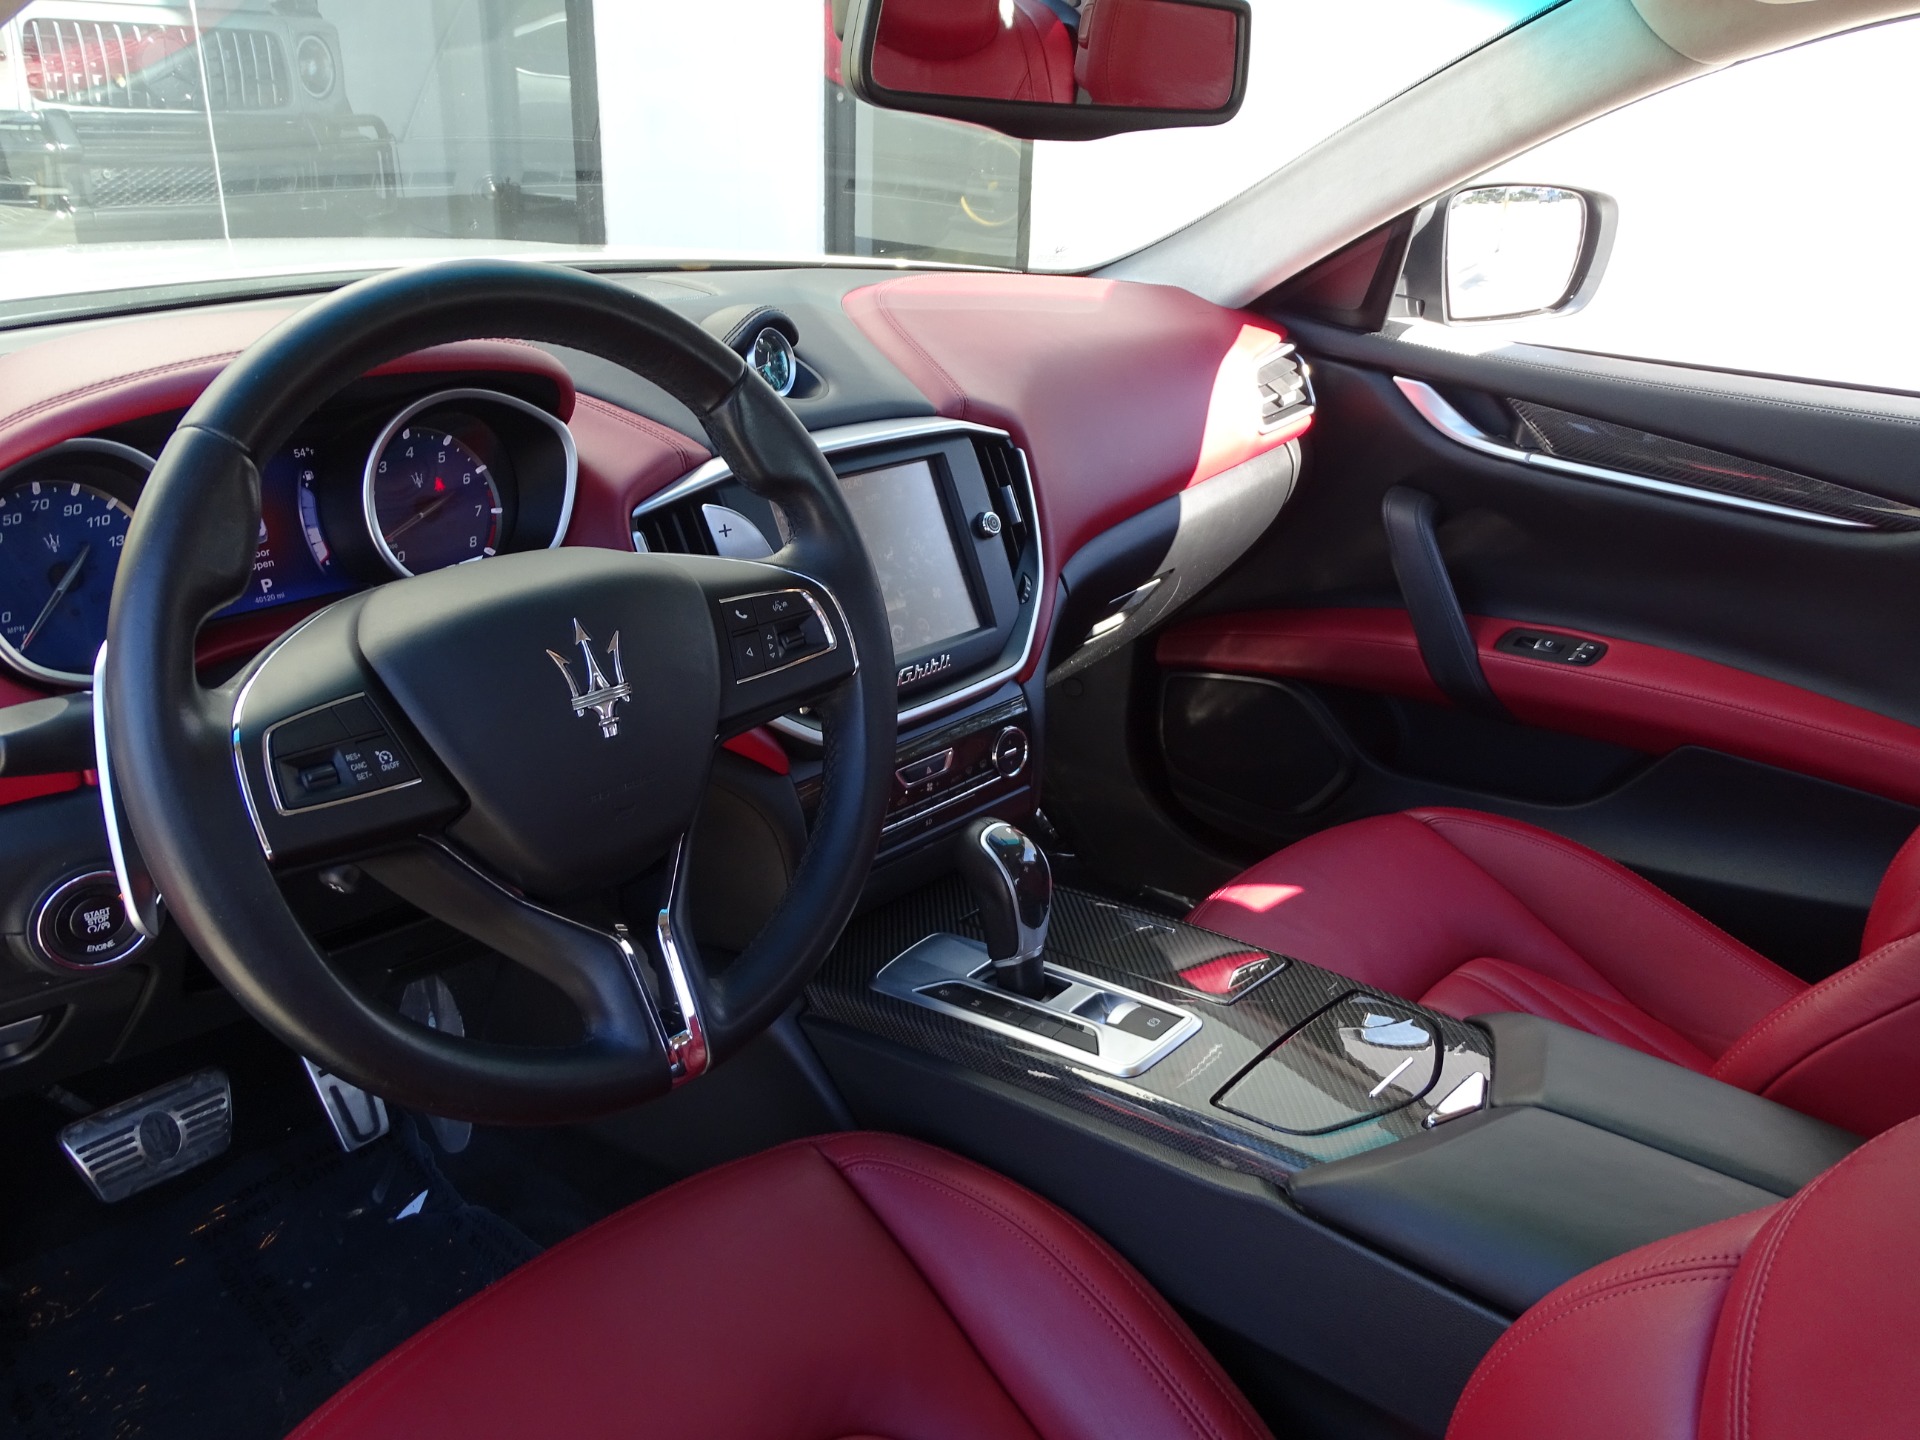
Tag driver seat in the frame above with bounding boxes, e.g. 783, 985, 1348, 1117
291, 1122, 1920, 1439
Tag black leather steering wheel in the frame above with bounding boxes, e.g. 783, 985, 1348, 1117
102, 261, 895, 1125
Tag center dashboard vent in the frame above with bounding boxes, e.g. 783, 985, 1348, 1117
972, 433, 1032, 583
1256, 343, 1314, 431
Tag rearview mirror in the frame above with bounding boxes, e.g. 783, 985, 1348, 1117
842, 0, 1250, 143
1441, 186, 1616, 322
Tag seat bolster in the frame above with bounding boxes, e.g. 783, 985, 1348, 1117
1445, 1209, 1774, 1440
1710, 932, 1920, 1135
820, 1134, 1272, 1440
1860, 822, 1920, 955
1421, 959, 1714, 1072
1188, 813, 1610, 1005
1698, 1115, 1920, 1440
1407, 809, 1803, 1057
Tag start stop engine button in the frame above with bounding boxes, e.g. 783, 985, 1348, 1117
31, 870, 149, 971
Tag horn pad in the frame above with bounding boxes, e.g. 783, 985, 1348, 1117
356, 549, 721, 896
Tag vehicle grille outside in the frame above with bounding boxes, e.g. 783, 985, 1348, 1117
23, 17, 292, 111
89, 163, 220, 208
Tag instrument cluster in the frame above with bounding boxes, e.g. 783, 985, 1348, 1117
0, 387, 576, 687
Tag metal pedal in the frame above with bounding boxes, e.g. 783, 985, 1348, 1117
301, 1058, 390, 1153
58, 1069, 232, 1203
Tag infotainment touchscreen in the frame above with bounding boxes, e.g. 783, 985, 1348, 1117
837, 459, 981, 656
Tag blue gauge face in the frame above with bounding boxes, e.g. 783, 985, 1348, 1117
0, 478, 132, 678
748, 328, 797, 397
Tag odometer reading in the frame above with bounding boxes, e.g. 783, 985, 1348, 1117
0, 478, 132, 678
368, 425, 503, 575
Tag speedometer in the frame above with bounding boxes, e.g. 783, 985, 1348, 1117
366, 421, 504, 576
0, 440, 148, 685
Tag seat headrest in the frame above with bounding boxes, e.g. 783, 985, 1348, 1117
876, 0, 1006, 60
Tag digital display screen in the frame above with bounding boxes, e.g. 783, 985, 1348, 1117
837, 460, 981, 657
214, 443, 354, 619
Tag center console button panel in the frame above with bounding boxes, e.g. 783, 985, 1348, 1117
874, 931, 1202, 1078
1214, 995, 1443, 1135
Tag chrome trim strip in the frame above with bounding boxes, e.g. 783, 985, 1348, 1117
633, 418, 1042, 739
0, 439, 157, 689
228, 605, 339, 861
654, 836, 709, 1085
1392, 377, 1870, 530
362, 387, 580, 579
92, 643, 163, 937
32, 867, 151, 970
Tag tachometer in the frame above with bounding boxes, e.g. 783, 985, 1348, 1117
0, 440, 148, 685
366, 421, 504, 576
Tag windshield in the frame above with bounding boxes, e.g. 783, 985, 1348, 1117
0, 0, 1552, 320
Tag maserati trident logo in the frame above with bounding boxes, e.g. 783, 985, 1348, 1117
547, 620, 631, 739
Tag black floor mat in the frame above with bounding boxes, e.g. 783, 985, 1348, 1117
2, 1117, 541, 1440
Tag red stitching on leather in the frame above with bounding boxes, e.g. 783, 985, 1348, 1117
0, 350, 243, 434
863, 284, 969, 417
1710, 931, 1920, 1085
1452, 1269, 1741, 1421
831, 1147, 1263, 1440
1438, 960, 1709, 1069
1415, 811, 1803, 1009
574, 394, 703, 470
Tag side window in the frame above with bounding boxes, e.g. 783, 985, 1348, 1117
1403, 18, 1920, 394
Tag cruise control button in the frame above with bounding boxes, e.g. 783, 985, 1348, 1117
330, 696, 385, 738
270, 708, 346, 759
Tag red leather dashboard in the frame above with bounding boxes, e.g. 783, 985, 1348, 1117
844, 272, 1309, 674
1158, 607, 1920, 808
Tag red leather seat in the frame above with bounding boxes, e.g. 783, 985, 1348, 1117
1192, 807, 1920, 1136
1448, 1109, 1920, 1439
289, 1132, 1272, 1440
871, 0, 1076, 104
291, 1117, 1920, 1440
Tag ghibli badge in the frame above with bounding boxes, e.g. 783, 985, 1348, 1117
547, 619, 631, 738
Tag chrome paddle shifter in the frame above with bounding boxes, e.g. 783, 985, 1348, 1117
956, 819, 1053, 997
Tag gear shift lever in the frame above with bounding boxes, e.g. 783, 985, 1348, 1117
955, 818, 1052, 997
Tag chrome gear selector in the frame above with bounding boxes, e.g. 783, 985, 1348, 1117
955, 818, 1052, 997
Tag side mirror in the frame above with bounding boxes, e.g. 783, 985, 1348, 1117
1406, 185, 1617, 323
842, 0, 1250, 143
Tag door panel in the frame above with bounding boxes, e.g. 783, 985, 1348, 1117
1122, 319, 1920, 980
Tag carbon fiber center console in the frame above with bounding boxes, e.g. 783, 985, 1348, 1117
811, 878, 1494, 1180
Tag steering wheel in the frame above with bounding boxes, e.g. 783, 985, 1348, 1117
100, 261, 896, 1125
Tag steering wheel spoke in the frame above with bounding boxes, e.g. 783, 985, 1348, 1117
358, 839, 672, 1070
675, 555, 860, 733
229, 598, 466, 867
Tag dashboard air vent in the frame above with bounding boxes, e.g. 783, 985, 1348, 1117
1255, 344, 1314, 431
632, 497, 716, 555
972, 434, 1030, 574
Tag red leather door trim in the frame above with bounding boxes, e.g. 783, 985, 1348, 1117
1158, 608, 1920, 807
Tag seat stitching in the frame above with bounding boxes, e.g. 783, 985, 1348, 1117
1451, 1271, 1741, 1419
834, 1152, 1247, 1440
1447, 961, 1708, 1067
287, 1143, 828, 1436
1414, 812, 1802, 1004
833, 1150, 1256, 1440
1710, 931, 1920, 1082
